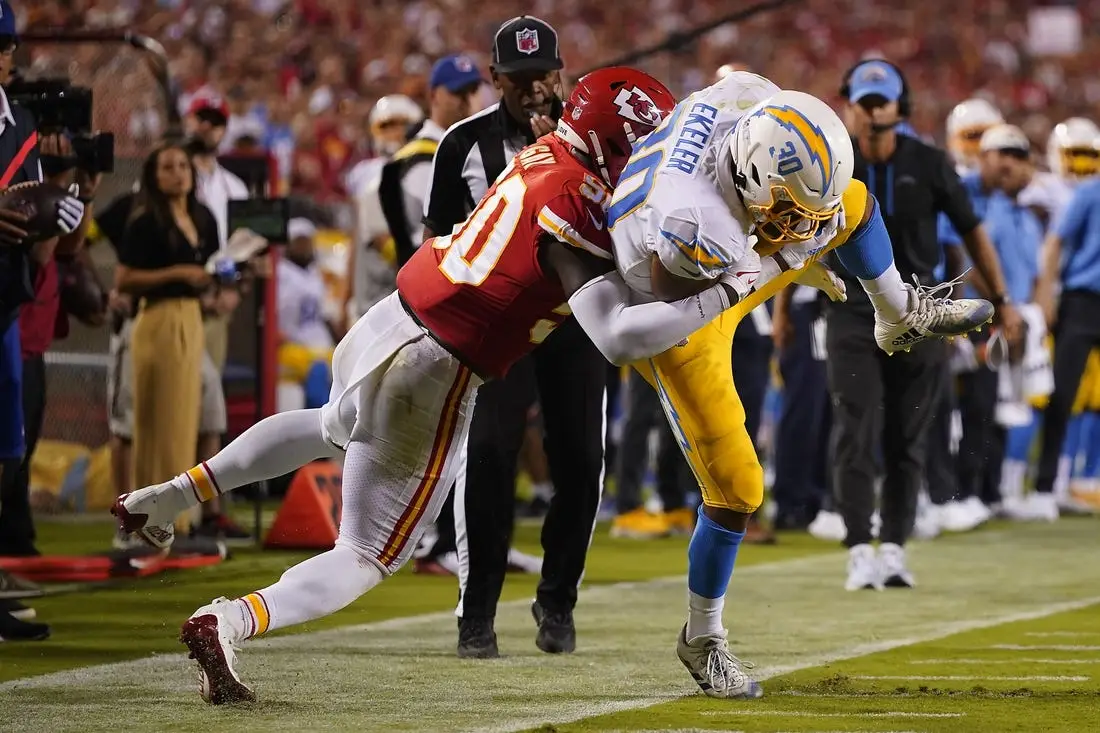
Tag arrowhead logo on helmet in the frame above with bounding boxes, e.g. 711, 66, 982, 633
613, 87, 663, 127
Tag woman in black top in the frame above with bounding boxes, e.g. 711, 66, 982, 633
116, 142, 219, 493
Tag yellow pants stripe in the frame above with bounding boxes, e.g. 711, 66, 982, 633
243, 592, 271, 637
186, 465, 217, 502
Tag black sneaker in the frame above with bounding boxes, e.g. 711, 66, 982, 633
5, 599, 35, 621
192, 514, 252, 544
457, 617, 499, 659
0, 570, 43, 600
531, 601, 576, 654
0, 600, 49, 641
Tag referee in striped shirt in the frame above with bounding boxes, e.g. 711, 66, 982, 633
422, 15, 607, 660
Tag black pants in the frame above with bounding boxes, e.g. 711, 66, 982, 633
1036, 290, 1100, 493
773, 301, 831, 523
925, 361, 958, 506
0, 353, 45, 555
456, 318, 606, 619
826, 305, 946, 547
955, 354, 1003, 505
731, 316, 773, 451
616, 368, 691, 514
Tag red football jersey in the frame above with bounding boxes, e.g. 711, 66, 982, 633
397, 136, 612, 378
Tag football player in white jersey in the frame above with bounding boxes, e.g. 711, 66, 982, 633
946, 98, 1005, 176
607, 71, 998, 699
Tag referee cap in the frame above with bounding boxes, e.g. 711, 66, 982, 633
979, 124, 1030, 155
491, 16, 563, 75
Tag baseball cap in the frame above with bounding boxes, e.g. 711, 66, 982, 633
0, 1, 16, 38
847, 60, 904, 104
288, 218, 318, 241
430, 54, 485, 92
187, 92, 229, 124
980, 124, 1030, 155
491, 16, 563, 75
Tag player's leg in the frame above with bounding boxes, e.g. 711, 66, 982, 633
179, 334, 478, 704
832, 203, 992, 350
634, 313, 762, 699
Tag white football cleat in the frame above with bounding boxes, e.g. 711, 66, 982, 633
179, 597, 255, 705
676, 625, 763, 699
875, 282, 994, 355
879, 542, 916, 588
845, 543, 883, 591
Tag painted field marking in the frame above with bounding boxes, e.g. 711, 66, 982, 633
852, 675, 1089, 682
992, 644, 1100, 651
1024, 632, 1100, 638
700, 710, 963, 719
910, 658, 1100, 665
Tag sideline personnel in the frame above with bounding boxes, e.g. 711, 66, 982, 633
421, 16, 606, 659
829, 60, 1020, 591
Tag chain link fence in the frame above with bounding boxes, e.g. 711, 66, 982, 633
23, 37, 170, 450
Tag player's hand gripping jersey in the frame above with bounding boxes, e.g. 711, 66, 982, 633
398, 136, 613, 379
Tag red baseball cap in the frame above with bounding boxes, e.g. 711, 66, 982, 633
187, 92, 230, 122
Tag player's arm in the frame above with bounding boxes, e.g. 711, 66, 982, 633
1036, 182, 1091, 327
545, 238, 738, 365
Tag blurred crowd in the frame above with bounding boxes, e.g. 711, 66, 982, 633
17, 0, 1100, 208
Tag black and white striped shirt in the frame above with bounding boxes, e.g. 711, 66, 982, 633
421, 101, 535, 238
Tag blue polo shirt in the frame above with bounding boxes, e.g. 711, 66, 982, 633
1056, 177, 1100, 293
937, 173, 994, 286
982, 193, 1042, 303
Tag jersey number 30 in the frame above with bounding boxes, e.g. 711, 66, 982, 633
437, 174, 526, 286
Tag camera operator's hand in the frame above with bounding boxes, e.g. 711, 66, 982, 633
40, 134, 75, 183
0, 209, 30, 247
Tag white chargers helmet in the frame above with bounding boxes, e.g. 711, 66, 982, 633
723, 90, 854, 245
946, 98, 1004, 170
1047, 117, 1100, 181
369, 94, 424, 155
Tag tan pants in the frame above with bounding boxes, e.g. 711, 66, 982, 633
204, 314, 230, 373
131, 299, 204, 493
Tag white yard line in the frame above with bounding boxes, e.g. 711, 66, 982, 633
1024, 632, 1100, 638
700, 711, 964, 719
909, 658, 1100, 665
992, 644, 1100, 651
851, 675, 1089, 682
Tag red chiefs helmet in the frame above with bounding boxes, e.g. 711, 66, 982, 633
556, 67, 676, 186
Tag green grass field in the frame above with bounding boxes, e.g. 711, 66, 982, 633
2, 515, 1099, 732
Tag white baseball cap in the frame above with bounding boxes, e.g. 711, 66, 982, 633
288, 218, 317, 240
979, 124, 1030, 154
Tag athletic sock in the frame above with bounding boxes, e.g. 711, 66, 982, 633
686, 504, 745, 641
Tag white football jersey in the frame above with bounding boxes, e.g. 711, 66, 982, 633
277, 259, 335, 351
1018, 170, 1073, 231
608, 71, 781, 298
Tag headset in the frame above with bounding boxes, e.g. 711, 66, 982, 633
839, 59, 911, 132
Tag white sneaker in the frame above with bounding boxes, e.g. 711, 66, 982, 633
874, 282, 994, 355
964, 496, 993, 525
179, 597, 255, 705
1004, 492, 1059, 522
676, 624, 763, 699
808, 510, 846, 542
111, 482, 184, 549
912, 503, 941, 540
845, 543, 883, 591
879, 542, 916, 588
939, 499, 982, 533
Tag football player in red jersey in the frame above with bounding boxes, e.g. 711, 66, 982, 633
110, 67, 746, 704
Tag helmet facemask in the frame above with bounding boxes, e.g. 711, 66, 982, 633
1060, 146, 1100, 179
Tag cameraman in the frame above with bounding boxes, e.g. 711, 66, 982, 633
0, 0, 89, 641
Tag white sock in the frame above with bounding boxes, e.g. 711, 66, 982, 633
1054, 456, 1071, 500
532, 481, 554, 502
686, 591, 725, 641
1000, 459, 1026, 501
233, 544, 384, 640
859, 263, 909, 322
167, 408, 342, 507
